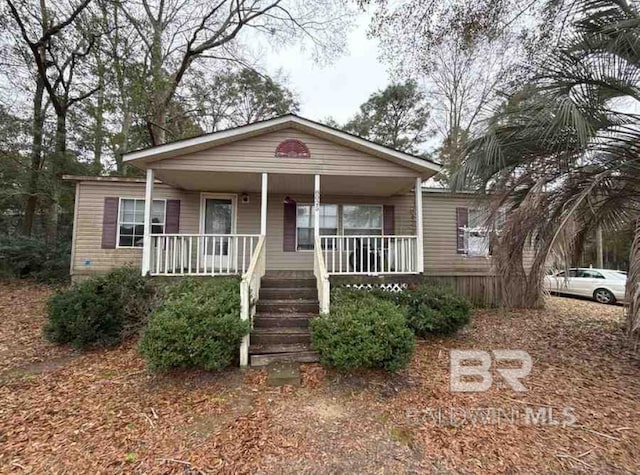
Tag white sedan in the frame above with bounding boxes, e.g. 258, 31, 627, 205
544, 268, 627, 304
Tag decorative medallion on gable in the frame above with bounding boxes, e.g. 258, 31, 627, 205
275, 139, 310, 158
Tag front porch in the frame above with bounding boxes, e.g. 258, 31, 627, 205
140, 170, 425, 279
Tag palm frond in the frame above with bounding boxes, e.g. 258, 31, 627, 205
453, 0, 640, 337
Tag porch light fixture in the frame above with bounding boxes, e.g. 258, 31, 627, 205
283, 196, 295, 204
241, 193, 249, 203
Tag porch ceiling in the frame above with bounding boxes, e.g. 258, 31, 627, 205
154, 170, 416, 196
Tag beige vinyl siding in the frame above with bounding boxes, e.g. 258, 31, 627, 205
392, 191, 534, 274
72, 184, 409, 274
421, 193, 494, 274
72, 181, 531, 276
387, 193, 416, 236
72, 181, 199, 275
151, 128, 418, 177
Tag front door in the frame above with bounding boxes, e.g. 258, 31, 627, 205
201, 195, 236, 272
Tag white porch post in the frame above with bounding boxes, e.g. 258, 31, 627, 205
260, 173, 268, 235
141, 168, 154, 276
314, 174, 321, 238
415, 176, 424, 273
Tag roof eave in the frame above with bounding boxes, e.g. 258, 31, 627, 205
62, 175, 162, 184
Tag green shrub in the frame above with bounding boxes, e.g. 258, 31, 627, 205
331, 284, 472, 337
139, 278, 249, 371
403, 285, 471, 336
331, 286, 405, 307
44, 267, 154, 348
0, 236, 70, 282
310, 292, 415, 372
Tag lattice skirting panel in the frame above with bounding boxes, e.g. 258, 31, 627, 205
340, 282, 408, 293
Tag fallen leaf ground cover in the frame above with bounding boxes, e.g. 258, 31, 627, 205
1, 279, 639, 474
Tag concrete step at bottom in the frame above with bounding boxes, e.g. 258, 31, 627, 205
251, 351, 319, 367
267, 361, 301, 386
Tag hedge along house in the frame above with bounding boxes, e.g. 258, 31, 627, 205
65, 115, 503, 366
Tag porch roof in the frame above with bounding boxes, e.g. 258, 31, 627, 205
157, 171, 418, 196
61, 173, 419, 196
122, 114, 442, 177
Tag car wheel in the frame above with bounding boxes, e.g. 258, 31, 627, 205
593, 288, 616, 305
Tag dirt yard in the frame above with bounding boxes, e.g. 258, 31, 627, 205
1, 280, 639, 474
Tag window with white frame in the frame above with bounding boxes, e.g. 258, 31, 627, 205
465, 208, 490, 257
296, 204, 338, 250
295, 204, 384, 251
462, 208, 506, 257
118, 199, 166, 247
342, 205, 383, 236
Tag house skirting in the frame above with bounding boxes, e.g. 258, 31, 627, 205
330, 273, 502, 308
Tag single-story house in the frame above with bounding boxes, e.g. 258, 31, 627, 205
64, 114, 508, 366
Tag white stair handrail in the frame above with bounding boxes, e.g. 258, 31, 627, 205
314, 236, 330, 314
239, 235, 266, 367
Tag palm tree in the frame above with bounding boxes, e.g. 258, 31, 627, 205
455, 0, 640, 345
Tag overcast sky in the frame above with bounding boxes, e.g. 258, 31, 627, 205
263, 13, 389, 124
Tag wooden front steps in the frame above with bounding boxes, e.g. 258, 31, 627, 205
253, 314, 313, 329
251, 328, 311, 345
259, 287, 317, 300
250, 272, 319, 367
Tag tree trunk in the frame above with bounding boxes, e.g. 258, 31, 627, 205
625, 214, 640, 349
149, 107, 166, 145
92, 56, 105, 175
115, 108, 131, 174
596, 225, 604, 268
148, 19, 167, 146
45, 111, 67, 245
22, 76, 45, 236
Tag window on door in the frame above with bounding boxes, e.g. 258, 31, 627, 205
204, 199, 233, 234
296, 204, 338, 250
204, 198, 234, 254
118, 199, 165, 247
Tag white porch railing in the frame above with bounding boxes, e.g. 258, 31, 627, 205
240, 235, 266, 367
319, 235, 419, 275
313, 236, 330, 314
150, 234, 261, 276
